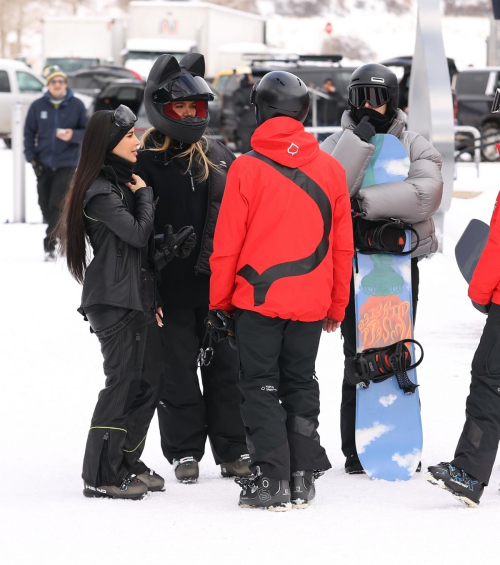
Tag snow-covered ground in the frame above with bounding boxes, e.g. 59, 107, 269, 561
1, 143, 499, 564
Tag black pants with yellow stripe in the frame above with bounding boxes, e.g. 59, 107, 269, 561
82, 272, 164, 487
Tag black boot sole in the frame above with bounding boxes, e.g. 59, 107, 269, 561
83, 489, 147, 501
424, 472, 479, 508
177, 477, 198, 484
239, 502, 292, 512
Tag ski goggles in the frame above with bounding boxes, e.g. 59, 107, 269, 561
152, 74, 214, 104
111, 105, 137, 129
348, 85, 390, 109
492, 88, 500, 113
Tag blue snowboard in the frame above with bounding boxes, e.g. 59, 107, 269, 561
354, 134, 423, 481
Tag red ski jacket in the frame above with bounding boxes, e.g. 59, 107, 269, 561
469, 190, 500, 306
209, 116, 353, 322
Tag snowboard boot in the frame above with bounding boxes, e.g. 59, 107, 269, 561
345, 455, 365, 475
173, 456, 199, 484
221, 454, 251, 478
136, 468, 165, 492
290, 470, 322, 509
425, 462, 484, 507
236, 468, 292, 512
83, 475, 148, 500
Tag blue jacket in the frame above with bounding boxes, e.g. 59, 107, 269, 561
24, 88, 88, 169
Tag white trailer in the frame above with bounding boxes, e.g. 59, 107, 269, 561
125, 1, 266, 78
42, 17, 125, 73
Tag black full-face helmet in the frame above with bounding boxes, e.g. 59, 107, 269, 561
144, 53, 214, 144
348, 63, 399, 118
251, 71, 310, 125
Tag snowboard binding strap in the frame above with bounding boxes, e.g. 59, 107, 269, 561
345, 339, 423, 395
353, 216, 420, 256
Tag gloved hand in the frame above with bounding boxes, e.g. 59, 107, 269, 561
352, 116, 376, 143
153, 224, 195, 270
472, 301, 490, 315
31, 159, 45, 178
206, 309, 237, 350
177, 232, 197, 259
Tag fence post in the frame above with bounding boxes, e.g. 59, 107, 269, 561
12, 102, 26, 223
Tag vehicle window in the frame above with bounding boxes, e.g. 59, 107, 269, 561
16, 72, 44, 93
70, 76, 101, 90
46, 58, 99, 73
216, 75, 231, 90
455, 72, 490, 95
0, 70, 10, 92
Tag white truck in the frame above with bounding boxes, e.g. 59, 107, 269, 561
125, 1, 267, 78
42, 16, 125, 73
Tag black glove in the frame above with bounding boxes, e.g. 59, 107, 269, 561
352, 116, 376, 143
472, 301, 490, 315
177, 232, 197, 259
206, 309, 237, 350
153, 224, 195, 271
31, 159, 45, 178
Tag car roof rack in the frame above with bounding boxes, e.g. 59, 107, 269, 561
242, 53, 343, 65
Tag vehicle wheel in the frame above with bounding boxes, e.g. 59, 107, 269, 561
480, 125, 500, 162
3, 138, 11, 149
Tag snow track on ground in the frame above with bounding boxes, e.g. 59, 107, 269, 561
1, 150, 498, 564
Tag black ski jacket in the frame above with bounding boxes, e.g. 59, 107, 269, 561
80, 166, 155, 312
137, 138, 236, 278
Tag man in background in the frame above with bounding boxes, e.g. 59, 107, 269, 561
317, 77, 339, 141
24, 65, 88, 260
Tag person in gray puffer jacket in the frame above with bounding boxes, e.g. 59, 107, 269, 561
320, 63, 443, 475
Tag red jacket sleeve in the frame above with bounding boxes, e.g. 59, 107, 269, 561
327, 169, 354, 321
469, 196, 500, 305
209, 160, 250, 311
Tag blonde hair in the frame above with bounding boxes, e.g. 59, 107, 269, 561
140, 128, 220, 182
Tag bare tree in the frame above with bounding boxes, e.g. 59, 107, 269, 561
444, 0, 491, 16
274, 0, 331, 18
321, 34, 375, 62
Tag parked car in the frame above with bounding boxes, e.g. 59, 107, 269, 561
0, 58, 92, 148
218, 55, 355, 145
381, 56, 458, 113
67, 65, 143, 99
453, 67, 500, 161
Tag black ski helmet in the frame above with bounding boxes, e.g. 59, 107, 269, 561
144, 53, 214, 144
348, 63, 399, 117
251, 71, 310, 125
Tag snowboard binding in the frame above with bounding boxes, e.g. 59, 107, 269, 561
354, 217, 420, 256
345, 339, 423, 395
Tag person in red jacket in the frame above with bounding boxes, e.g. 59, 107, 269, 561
426, 183, 500, 507
209, 71, 353, 511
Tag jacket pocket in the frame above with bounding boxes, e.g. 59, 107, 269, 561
114, 249, 122, 283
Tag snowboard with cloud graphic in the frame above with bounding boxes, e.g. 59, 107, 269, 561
354, 133, 422, 481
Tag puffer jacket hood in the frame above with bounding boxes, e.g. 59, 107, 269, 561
251, 116, 319, 168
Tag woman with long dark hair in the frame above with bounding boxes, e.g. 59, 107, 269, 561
56, 105, 195, 499
137, 53, 249, 483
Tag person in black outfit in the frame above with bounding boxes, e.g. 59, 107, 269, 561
317, 78, 339, 142
55, 105, 195, 500
232, 74, 256, 153
137, 53, 249, 483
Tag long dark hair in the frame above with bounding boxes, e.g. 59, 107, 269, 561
54, 111, 112, 283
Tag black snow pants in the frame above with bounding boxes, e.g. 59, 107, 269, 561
452, 303, 500, 486
235, 309, 331, 480
157, 302, 247, 464
37, 166, 73, 252
82, 271, 164, 487
340, 258, 420, 461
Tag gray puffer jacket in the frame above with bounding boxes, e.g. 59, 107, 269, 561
320, 109, 443, 258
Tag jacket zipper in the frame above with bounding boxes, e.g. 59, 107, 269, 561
195, 173, 212, 275
115, 249, 122, 282
134, 332, 141, 365
189, 170, 195, 192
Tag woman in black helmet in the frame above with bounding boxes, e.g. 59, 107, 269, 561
137, 53, 249, 484
55, 105, 195, 499
321, 63, 444, 474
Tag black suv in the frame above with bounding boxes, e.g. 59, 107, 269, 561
453, 68, 500, 161
219, 55, 355, 145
